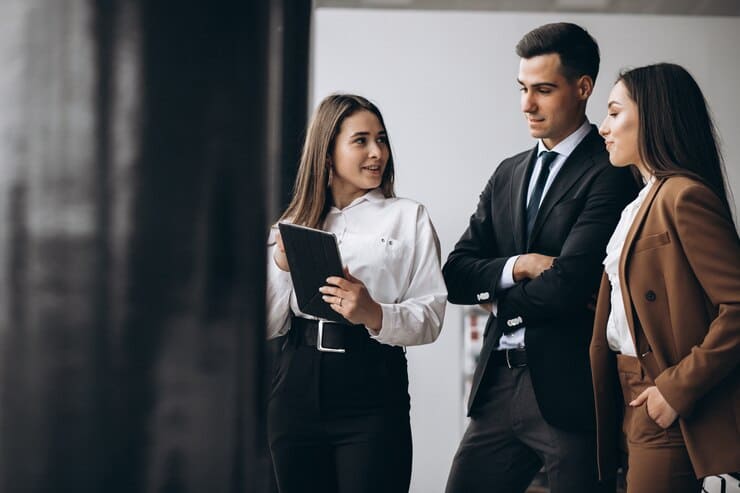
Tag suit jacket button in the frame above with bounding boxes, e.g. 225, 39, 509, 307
645, 290, 656, 302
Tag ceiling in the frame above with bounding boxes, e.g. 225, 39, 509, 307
314, 0, 740, 16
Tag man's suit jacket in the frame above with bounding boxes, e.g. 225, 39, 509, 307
590, 176, 740, 478
444, 126, 638, 432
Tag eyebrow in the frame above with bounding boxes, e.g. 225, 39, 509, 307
607, 101, 622, 108
349, 130, 386, 138
517, 79, 558, 88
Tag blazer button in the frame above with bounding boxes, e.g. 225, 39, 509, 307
645, 290, 656, 302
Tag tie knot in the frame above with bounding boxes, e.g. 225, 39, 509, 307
539, 150, 558, 169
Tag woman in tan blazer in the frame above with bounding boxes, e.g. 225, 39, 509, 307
592, 62, 740, 493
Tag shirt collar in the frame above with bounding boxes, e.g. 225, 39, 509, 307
364, 188, 387, 203
537, 119, 591, 158
330, 188, 386, 212
638, 175, 656, 197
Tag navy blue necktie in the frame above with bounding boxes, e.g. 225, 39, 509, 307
526, 150, 558, 239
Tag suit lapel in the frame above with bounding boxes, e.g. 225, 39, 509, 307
527, 128, 599, 248
511, 146, 538, 252
618, 177, 665, 351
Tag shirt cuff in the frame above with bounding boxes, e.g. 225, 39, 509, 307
368, 303, 395, 342
498, 255, 519, 290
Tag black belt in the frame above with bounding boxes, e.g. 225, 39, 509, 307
290, 317, 372, 353
490, 348, 528, 368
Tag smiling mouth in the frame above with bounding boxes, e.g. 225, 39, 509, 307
362, 165, 382, 172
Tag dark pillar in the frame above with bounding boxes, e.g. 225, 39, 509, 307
266, 0, 313, 220
0, 0, 309, 491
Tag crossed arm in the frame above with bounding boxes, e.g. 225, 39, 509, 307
495, 167, 636, 326
445, 165, 636, 327
478, 254, 554, 312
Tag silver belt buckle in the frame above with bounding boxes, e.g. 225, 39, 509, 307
317, 320, 346, 353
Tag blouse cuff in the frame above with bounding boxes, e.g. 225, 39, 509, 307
368, 303, 397, 344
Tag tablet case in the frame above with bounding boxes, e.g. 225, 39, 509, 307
277, 222, 349, 323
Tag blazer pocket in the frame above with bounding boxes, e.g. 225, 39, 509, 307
632, 231, 670, 253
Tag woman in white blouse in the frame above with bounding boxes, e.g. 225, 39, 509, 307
591, 63, 740, 492
266, 94, 447, 493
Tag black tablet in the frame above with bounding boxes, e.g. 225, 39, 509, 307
277, 222, 348, 323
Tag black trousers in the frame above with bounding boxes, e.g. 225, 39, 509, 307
267, 321, 412, 493
446, 365, 610, 493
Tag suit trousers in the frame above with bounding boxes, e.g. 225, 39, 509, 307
267, 327, 412, 493
616, 354, 701, 493
446, 364, 606, 493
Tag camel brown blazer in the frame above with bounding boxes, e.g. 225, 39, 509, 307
590, 176, 740, 479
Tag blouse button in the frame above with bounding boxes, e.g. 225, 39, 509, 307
645, 290, 656, 302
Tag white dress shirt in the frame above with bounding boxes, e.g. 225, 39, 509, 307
266, 188, 447, 347
497, 119, 592, 349
603, 176, 655, 356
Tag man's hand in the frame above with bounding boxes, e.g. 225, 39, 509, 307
630, 386, 679, 429
512, 254, 555, 282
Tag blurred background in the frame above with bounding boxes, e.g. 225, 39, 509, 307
0, 0, 300, 491
0, 0, 737, 492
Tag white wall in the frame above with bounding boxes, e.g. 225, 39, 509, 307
312, 9, 740, 493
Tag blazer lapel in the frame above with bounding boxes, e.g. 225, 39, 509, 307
618, 177, 665, 351
511, 146, 538, 252
527, 127, 600, 247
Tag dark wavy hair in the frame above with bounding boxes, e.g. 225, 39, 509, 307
516, 22, 600, 83
618, 63, 732, 213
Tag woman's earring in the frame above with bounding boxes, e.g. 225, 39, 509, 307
327, 167, 333, 187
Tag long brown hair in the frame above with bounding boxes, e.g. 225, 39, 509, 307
279, 94, 396, 228
618, 63, 732, 214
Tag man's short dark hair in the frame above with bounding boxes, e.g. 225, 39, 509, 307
516, 22, 600, 83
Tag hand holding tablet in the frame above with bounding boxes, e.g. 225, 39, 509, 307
277, 222, 348, 323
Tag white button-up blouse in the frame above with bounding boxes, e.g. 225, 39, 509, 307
266, 189, 447, 347
603, 176, 655, 356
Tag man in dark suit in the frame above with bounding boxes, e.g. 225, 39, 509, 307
444, 23, 638, 493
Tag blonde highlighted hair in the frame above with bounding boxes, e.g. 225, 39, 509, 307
279, 94, 396, 229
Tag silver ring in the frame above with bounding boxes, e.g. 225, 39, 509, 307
339, 298, 343, 307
